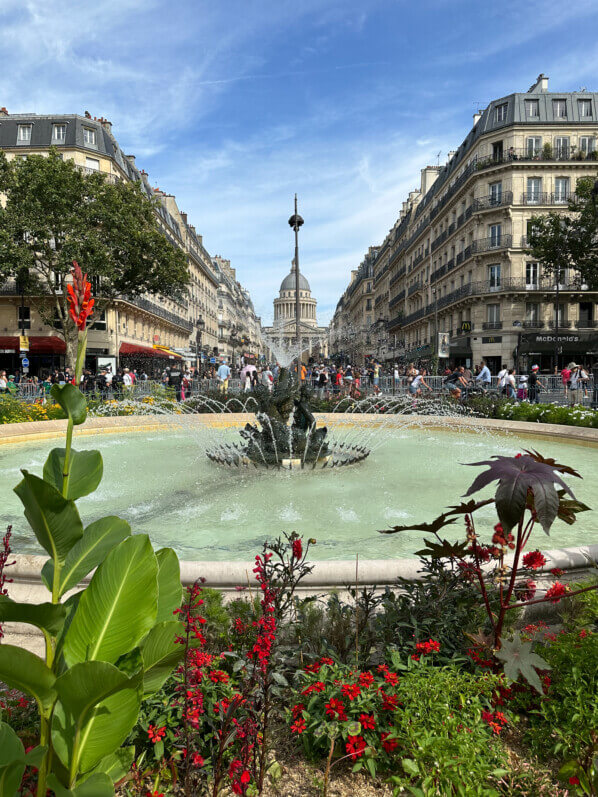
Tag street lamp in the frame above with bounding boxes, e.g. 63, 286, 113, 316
288, 195, 304, 383
195, 316, 205, 378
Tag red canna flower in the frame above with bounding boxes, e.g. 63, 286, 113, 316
522, 550, 547, 570
67, 261, 94, 330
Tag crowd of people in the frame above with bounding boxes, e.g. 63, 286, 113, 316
0, 358, 593, 406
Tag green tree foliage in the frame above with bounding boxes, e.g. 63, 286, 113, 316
527, 176, 598, 289
0, 149, 189, 365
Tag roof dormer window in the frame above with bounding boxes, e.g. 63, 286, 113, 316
553, 99, 567, 118
52, 123, 66, 142
578, 98, 592, 118
17, 124, 32, 143
525, 99, 539, 117
83, 127, 97, 146
495, 103, 508, 123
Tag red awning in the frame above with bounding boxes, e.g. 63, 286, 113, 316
0, 336, 19, 352
29, 336, 66, 354
119, 342, 182, 360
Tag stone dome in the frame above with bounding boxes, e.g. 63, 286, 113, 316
280, 267, 310, 293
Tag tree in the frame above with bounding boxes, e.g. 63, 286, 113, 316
527, 176, 598, 290
0, 149, 189, 366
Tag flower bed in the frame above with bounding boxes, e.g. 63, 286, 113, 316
466, 394, 598, 428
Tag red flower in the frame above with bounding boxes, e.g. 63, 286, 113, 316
240, 771, 251, 785
523, 550, 547, 570
415, 639, 441, 655
67, 261, 94, 330
341, 683, 361, 701
325, 698, 347, 720
550, 567, 564, 576
569, 776, 580, 785
302, 681, 325, 695
545, 582, 569, 603
191, 753, 204, 767
319, 656, 334, 666
383, 671, 399, 686
147, 724, 166, 743
381, 731, 398, 752
292, 538, 303, 559
209, 669, 229, 684
345, 735, 367, 760
291, 717, 306, 734
292, 703, 305, 718
359, 713, 376, 730
380, 691, 399, 711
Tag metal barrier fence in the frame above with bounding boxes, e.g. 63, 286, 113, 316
6, 373, 594, 406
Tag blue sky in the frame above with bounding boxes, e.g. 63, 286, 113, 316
2, 0, 598, 324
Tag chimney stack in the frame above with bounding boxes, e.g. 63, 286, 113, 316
473, 111, 482, 126
0, 107, 8, 117
528, 73, 549, 93
126, 154, 136, 166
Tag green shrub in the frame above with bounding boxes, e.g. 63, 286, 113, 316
525, 630, 598, 790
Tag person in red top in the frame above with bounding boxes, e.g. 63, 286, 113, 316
561, 364, 571, 397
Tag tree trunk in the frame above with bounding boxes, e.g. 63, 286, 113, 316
65, 327, 79, 373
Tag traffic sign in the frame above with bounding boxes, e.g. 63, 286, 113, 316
19, 335, 29, 351
21, 357, 29, 367
209, 357, 216, 364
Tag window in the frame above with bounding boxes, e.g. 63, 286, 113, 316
83, 127, 97, 146
578, 99, 592, 118
526, 137, 542, 158
492, 141, 503, 161
555, 302, 566, 324
554, 137, 570, 159
553, 99, 567, 118
18, 305, 31, 330
495, 103, 508, 123
489, 181, 502, 205
52, 124, 66, 142
554, 177, 570, 203
525, 302, 539, 322
526, 262, 539, 287
578, 301, 593, 326
489, 223, 502, 247
85, 157, 100, 171
90, 309, 107, 330
579, 136, 596, 155
526, 177, 542, 204
488, 264, 501, 289
17, 124, 32, 142
486, 304, 500, 323
525, 99, 539, 117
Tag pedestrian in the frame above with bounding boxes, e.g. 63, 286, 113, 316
497, 363, 509, 395
410, 369, 432, 406
0, 370, 7, 393
217, 360, 231, 393
517, 374, 528, 401
561, 364, 572, 398
568, 364, 583, 406
580, 364, 590, 399
527, 365, 544, 403
475, 360, 492, 389
506, 368, 517, 399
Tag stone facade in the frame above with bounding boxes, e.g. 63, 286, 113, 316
0, 108, 258, 375
330, 75, 598, 373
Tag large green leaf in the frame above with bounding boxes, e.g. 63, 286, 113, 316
43, 448, 103, 501
48, 772, 114, 796
63, 535, 158, 666
50, 383, 87, 425
0, 645, 56, 713
155, 548, 182, 623
0, 595, 66, 636
79, 746, 134, 786
52, 661, 141, 779
14, 471, 83, 564
0, 721, 26, 797
140, 620, 184, 695
495, 633, 552, 694
42, 517, 131, 598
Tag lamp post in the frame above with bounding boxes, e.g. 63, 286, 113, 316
195, 316, 205, 379
288, 195, 304, 383
432, 287, 439, 374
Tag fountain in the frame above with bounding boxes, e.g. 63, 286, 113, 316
205, 369, 369, 469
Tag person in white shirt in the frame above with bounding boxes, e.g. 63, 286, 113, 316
497, 364, 509, 394
123, 368, 133, 389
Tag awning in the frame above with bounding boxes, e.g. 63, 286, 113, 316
29, 336, 66, 354
519, 331, 598, 353
119, 342, 182, 360
0, 336, 19, 352
153, 345, 183, 359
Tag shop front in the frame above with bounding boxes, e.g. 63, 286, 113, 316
517, 331, 598, 373
448, 336, 473, 369
0, 335, 66, 377
118, 342, 183, 377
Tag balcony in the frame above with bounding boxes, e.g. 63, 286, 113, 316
408, 282, 423, 297
576, 319, 598, 328
520, 192, 576, 206
456, 251, 464, 266
547, 320, 572, 329
472, 191, 513, 211
482, 321, 503, 330
523, 320, 545, 328
387, 314, 404, 330
123, 296, 193, 331
475, 147, 592, 170
469, 234, 512, 254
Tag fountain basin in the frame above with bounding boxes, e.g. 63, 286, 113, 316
1, 414, 596, 562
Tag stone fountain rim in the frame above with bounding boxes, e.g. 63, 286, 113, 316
1, 412, 598, 446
